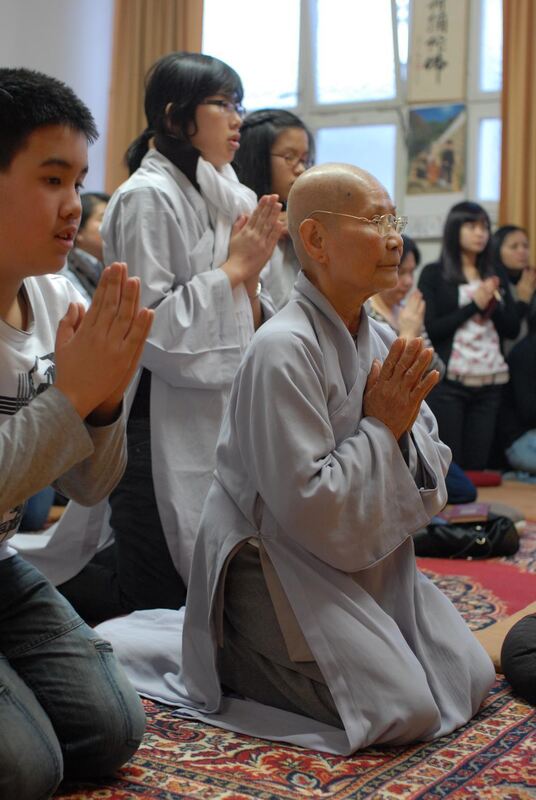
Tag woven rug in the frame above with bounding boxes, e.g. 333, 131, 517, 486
56, 525, 536, 800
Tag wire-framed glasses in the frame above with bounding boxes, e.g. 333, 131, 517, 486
310, 210, 408, 237
271, 152, 314, 170
200, 99, 246, 118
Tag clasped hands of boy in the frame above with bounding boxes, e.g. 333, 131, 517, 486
54, 262, 154, 425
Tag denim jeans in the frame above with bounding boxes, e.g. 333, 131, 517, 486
0, 554, 146, 800
506, 430, 536, 474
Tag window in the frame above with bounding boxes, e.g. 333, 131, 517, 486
480, 0, 503, 93
202, 0, 300, 109
477, 118, 501, 201
316, 124, 398, 198
315, 0, 397, 104
203, 0, 502, 218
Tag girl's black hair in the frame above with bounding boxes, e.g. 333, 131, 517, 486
401, 233, 421, 266
126, 52, 243, 174
233, 108, 315, 199
439, 201, 494, 284
80, 191, 110, 229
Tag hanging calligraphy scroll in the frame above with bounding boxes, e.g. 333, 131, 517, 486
408, 0, 469, 102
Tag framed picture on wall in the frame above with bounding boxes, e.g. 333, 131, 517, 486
406, 104, 466, 196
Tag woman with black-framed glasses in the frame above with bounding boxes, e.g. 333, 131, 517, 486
42, 52, 283, 623
234, 109, 315, 309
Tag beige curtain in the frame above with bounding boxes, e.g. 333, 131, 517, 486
500, 0, 536, 262
105, 0, 203, 193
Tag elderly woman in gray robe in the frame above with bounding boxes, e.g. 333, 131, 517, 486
99, 164, 495, 756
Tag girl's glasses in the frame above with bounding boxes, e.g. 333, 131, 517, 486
310, 210, 408, 237
200, 99, 246, 118
271, 152, 313, 170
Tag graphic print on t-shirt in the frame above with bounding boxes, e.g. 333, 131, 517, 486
0, 352, 55, 416
0, 351, 56, 540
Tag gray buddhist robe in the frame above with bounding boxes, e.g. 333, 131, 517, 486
96, 271, 495, 754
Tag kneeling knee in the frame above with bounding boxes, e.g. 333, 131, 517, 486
65, 690, 146, 778
0, 752, 63, 800
502, 614, 536, 705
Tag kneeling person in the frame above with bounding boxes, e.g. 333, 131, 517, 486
180, 164, 495, 752
0, 68, 152, 799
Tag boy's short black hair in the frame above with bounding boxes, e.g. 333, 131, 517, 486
0, 68, 98, 171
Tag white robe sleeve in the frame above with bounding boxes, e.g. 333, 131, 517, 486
103, 186, 243, 390
229, 330, 450, 572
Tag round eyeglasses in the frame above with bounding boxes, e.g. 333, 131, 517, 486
271, 152, 314, 170
310, 210, 408, 237
200, 99, 246, 118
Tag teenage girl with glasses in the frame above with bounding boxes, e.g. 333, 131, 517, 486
233, 109, 314, 309
418, 201, 519, 471
47, 53, 282, 623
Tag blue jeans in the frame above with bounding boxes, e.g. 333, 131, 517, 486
506, 430, 536, 474
0, 555, 145, 800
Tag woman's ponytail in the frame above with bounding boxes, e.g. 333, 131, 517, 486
125, 128, 154, 175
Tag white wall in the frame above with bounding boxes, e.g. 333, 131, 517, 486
0, 0, 114, 190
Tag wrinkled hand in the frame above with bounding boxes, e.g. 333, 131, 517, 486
363, 337, 440, 440
473, 276, 499, 310
54, 262, 154, 422
222, 194, 283, 288
398, 290, 425, 339
517, 267, 536, 304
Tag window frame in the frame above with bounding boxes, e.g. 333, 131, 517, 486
202, 0, 502, 215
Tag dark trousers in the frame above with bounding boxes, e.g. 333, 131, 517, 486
445, 461, 477, 504
427, 379, 504, 470
58, 418, 186, 624
218, 544, 343, 728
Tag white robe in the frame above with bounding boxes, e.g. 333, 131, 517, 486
96, 272, 495, 754
15, 149, 270, 585
260, 236, 300, 310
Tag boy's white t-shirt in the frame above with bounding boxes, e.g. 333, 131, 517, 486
0, 273, 83, 560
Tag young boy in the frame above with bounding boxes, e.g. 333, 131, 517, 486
0, 68, 153, 799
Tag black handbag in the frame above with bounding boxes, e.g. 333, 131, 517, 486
413, 513, 520, 559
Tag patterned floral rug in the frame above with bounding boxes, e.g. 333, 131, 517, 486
56, 525, 536, 800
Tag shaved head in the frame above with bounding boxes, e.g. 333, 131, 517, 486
287, 163, 388, 267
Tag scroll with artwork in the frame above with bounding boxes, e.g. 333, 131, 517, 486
408, 0, 469, 103
406, 104, 466, 195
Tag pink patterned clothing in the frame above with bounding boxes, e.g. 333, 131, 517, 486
448, 282, 508, 380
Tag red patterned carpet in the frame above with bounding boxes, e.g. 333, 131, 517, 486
56, 525, 536, 800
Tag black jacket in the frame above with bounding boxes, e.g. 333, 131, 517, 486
500, 332, 536, 450
418, 262, 520, 368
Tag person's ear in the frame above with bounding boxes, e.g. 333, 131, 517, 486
164, 102, 182, 137
299, 218, 329, 265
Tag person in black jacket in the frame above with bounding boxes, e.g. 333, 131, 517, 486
418, 201, 519, 470
491, 225, 536, 353
500, 304, 536, 474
